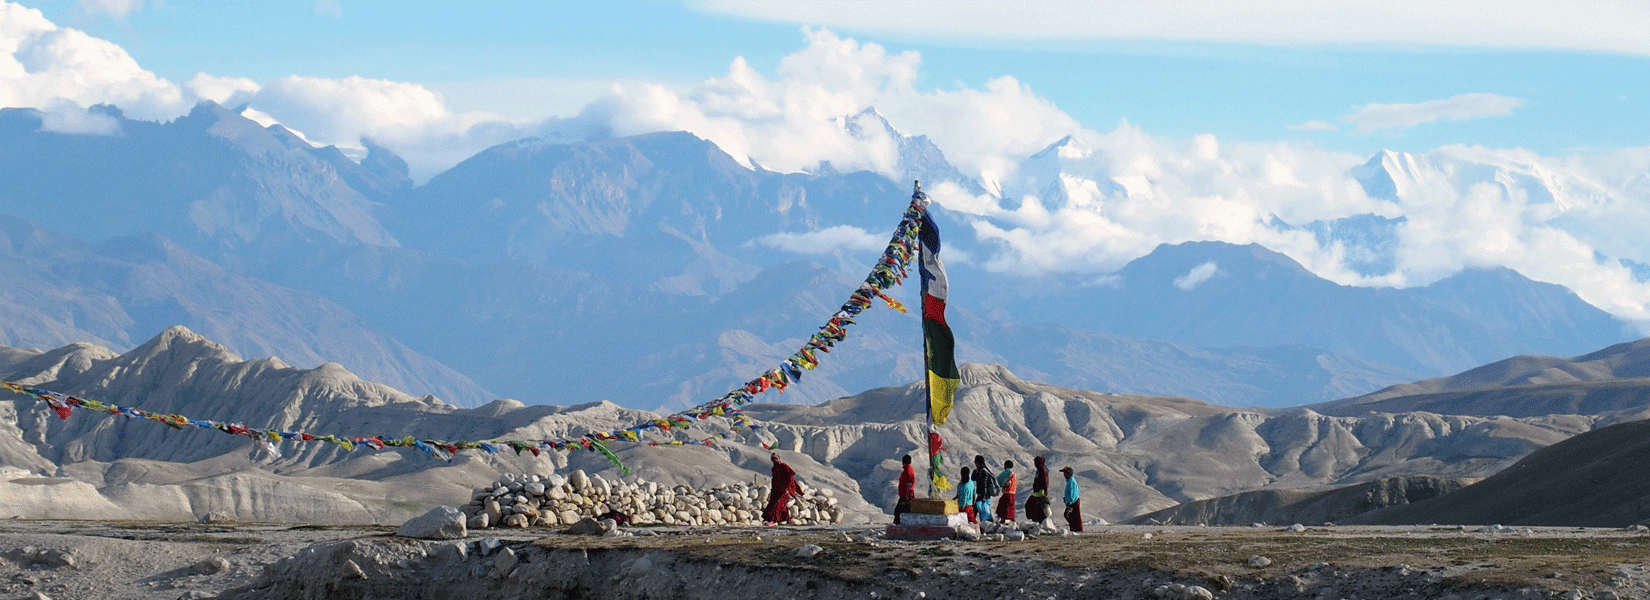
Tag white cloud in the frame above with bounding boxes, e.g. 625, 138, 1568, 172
753, 225, 885, 254
582, 28, 1081, 188
1174, 261, 1220, 290
75, 0, 141, 20
590, 29, 922, 177
314, 0, 342, 18
221, 74, 558, 179
692, 0, 1650, 57
1289, 120, 1338, 132
186, 73, 259, 107
36, 99, 119, 134
1344, 93, 1523, 134
0, 2, 187, 120
0, 3, 560, 179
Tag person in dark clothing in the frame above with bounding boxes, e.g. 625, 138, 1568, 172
1025, 456, 1050, 523
893, 454, 916, 525
971, 454, 996, 522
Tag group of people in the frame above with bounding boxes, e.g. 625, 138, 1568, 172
892, 453, 1084, 532
765, 450, 1086, 532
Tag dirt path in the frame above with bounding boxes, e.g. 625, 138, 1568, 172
4, 521, 1649, 599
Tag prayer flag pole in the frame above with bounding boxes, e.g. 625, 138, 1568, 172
914, 180, 956, 497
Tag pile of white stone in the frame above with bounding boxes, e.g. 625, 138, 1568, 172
459, 470, 845, 529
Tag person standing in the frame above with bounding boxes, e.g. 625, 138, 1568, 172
995, 459, 1018, 523
1025, 456, 1050, 523
893, 454, 916, 525
1060, 466, 1082, 532
972, 454, 995, 522
956, 466, 978, 524
763, 452, 802, 524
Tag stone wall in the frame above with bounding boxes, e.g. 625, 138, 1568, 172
459, 469, 844, 529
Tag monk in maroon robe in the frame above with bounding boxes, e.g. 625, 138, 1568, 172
763, 452, 802, 524
1024, 456, 1050, 523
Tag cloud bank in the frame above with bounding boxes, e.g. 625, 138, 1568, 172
1345, 93, 1524, 133
692, 0, 1650, 57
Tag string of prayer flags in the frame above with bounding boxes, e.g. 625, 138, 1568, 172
0, 193, 942, 474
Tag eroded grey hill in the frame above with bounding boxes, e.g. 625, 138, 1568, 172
5, 327, 1642, 524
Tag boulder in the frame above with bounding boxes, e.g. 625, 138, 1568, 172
194, 556, 230, 575
566, 517, 607, 536
398, 506, 467, 540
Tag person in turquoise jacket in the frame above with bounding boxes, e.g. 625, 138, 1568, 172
956, 466, 978, 524
1060, 466, 1082, 532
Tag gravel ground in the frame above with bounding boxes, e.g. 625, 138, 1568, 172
4, 520, 1650, 600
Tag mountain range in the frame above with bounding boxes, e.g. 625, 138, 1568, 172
0, 100, 1635, 413
7, 326, 1649, 524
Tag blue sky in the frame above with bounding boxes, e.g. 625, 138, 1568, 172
26, 0, 1650, 157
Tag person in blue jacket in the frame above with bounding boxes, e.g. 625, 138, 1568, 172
1060, 466, 1082, 532
956, 466, 978, 524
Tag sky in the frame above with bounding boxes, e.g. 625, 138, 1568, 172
6, 0, 1650, 325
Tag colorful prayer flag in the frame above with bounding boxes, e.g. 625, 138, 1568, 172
918, 204, 959, 426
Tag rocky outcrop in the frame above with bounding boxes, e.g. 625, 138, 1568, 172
458, 470, 843, 529
1350, 418, 1650, 527
1128, 475, 1474, 526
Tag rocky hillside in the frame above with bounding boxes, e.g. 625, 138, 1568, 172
1313, 338, 1650, 418
1349, 417, 1650, 527
4, 327, 1649, 524
1126, 475, 1474, 526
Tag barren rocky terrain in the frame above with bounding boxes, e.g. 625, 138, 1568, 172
6, 520, 1650, 600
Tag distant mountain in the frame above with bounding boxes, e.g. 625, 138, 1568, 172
950, 313, 1421, 407
1314, 338, 1650, 418
0, 103, 397, 253
1010, 241, 1632, 379
0, 216, 492, 406
840, 107, 988, 197
389, 129, 910, 291
0, 101, 1632, 412
1350, 417, 1650, 527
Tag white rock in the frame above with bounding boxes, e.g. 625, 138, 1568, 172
194, 556, 230, 575
484, 499, 502, 525
793, 544, 823, 558
340, 559, 366, 579
1246, 555, 1272, 568
494, 547, 518, 576
525, 482, 546, 495
1287, 523, 1307, 532
398, 506, 467, 540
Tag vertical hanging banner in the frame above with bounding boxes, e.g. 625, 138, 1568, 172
917, 191, 959, 427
